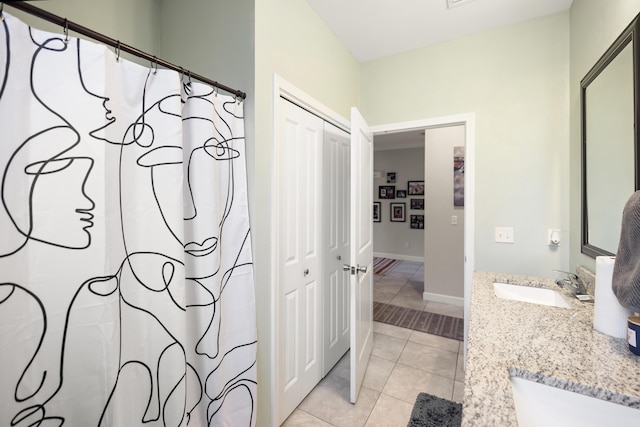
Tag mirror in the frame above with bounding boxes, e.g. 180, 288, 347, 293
581, 14, 640, 258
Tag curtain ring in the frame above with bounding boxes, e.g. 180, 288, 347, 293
0, 3, 5, 22
150, 56, 157, 74
63, 18, 69, 44
115, 41, 121, 62
187, 71, 192, 86
213, 84, 219, 97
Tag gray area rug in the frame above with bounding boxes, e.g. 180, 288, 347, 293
407, 392, 462, 427
373, 302, 464, 341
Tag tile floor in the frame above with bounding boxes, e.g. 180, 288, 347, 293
282, 261, 465, 427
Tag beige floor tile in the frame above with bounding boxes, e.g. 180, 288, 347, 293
381, 271, 414, 281
423, 301, 464, 318
282, 409, 335, 426
298, 375, 379, 427
452, 380, 465, 404
362, 356, 395, 391
397, 341, 457, 379
389, 294, 426, 311
373, 288, 397, 304
372, 332, 406, 362
364, 394, 413, 427
396, 284, 423, 299
373, 321, 412, 340
375, 276, 409, 287
455, 352, 465, 381
329, 352, 350, 381
409, 330, 460, 353
383, 364, 454, 405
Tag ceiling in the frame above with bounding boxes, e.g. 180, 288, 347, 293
306, 0, 573, 62
375, 129, 424, 151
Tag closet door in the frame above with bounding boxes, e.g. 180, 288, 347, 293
322, 122, 350, 376
277, 98, 324, 421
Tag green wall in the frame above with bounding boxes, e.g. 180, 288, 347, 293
361, 13, 571, 278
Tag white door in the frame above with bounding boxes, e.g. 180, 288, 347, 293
277, 98, 324, 421
323, 122, 351, 376
349, 108, 374, 403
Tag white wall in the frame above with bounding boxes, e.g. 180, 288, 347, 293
360, 12, 570, 278
424, 125, 465, 300
569, 0, 640, 273
373, 146, 425, 260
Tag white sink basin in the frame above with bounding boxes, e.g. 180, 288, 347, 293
511, 376, 640, 427
493, 282, 572, 308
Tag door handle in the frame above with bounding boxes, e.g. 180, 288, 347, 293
357, 265, 367, 274
337, 255, 342, 260
343, 264, 353, 272
304, 268, 310, 276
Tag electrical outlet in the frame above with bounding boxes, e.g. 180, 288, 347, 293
495, 227, 514, 243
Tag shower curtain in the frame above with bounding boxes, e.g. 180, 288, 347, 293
0, 12, 256, 427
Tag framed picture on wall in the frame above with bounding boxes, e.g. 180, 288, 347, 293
408, 181, 425, 195
390, 203, 406, 222
396, 190, 407, 198
410, 198, 424, 210
373, 202, 381, 222
379, 185, 395, 199
386, 172, 396, 183
454, 146, 465, 207
410, 215, 424, 229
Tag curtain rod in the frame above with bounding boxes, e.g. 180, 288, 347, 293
3, 2, 247, 99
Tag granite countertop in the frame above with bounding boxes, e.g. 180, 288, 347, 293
462, 271, 640, 426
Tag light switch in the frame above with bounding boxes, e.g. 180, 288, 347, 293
451, 215, 458, 225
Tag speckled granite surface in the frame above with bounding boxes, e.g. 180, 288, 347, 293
462, 271, 640, 426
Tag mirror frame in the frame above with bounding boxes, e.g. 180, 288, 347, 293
581, 14, 640, 258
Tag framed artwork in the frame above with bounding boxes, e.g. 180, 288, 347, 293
390, 203, 406, 222
454, 146, 465, 207
386, 172, 396, 183
379, 185, 395, 199
410, 198, 424, 210
408, 180, 425, 196
373, 202, 381, 222
410, 215, 424, 229
396, 190, 407, 198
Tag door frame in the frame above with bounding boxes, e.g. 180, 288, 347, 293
370, 114, 475, 357
272, 75, 351, 425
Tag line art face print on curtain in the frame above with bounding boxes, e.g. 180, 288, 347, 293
0, 12, 257, 427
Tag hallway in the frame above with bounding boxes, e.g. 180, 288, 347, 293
282, 261, 464, 426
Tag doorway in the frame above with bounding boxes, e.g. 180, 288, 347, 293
370, 115, 475, 353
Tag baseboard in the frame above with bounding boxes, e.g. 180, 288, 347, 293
373, 252, 424, 263
423, 292, 464, 307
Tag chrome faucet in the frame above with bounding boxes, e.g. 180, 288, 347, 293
553, 270, 588, 295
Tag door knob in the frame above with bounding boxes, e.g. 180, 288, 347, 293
304, 268, 309, 276
357, 265, 367, 274
343, 264, 352, 272
337, 255, 342, 260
